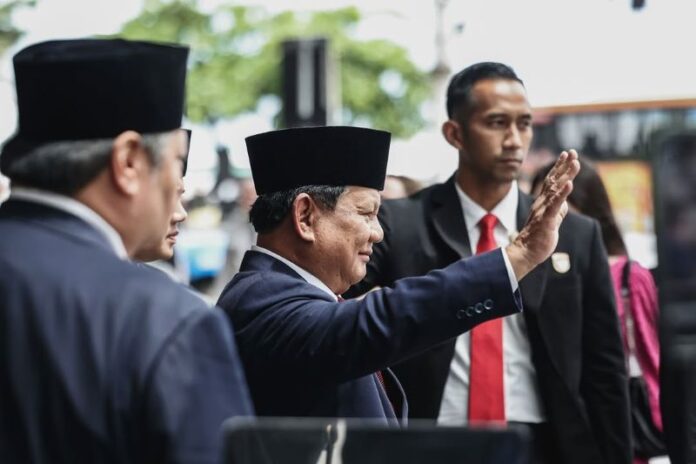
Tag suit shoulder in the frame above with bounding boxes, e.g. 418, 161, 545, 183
219, 268, 333, 321
560, 211, 599, 236
379, 182, 439, 226
382, 183, 436, 210
120, 262, 209, 314
222, 267, 328, 303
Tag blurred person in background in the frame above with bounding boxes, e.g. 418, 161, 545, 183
0, 171, 9, 204
217, 125, 579, 423
381, 174, 423, 200
0, 39, 252, 464
532, 157, 664, 464
225, 174, 257, 270
348, 62, 630, 464
209, 173, 257, 298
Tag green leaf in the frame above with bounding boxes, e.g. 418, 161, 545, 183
115, 1, 430, 137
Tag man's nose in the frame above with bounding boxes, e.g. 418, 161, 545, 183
173, 201, 187, 224
504, 125, 523, 149
370, 218, 384, 243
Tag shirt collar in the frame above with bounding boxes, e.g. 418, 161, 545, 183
454, 180, 519, 234
9, 187, 129, 260
251, 245, 338, 301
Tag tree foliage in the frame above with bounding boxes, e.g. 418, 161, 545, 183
116, 0, 430, 137
0, 0, 35, 56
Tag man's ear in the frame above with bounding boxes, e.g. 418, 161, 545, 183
292, 193, 319, 243
110, 130, 149, 196
442, 119, 465, 151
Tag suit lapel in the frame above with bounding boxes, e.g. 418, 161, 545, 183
517, 193, 549, 313
429, 185, 550, 308
517, 193, 577, 392
383, 368, 409, 425
429, 176, 472, 259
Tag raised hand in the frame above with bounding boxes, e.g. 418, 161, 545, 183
505, 149, 580, 280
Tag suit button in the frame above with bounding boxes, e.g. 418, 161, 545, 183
456, 309, 466, 319
484, 299, 494, 310
474, 303, 484, 314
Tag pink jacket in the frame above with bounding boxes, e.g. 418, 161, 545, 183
610, 256, 662, 432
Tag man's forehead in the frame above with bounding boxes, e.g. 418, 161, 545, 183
474, 79, 529, 105
469, 83, 529, 116
343, 185, 381, 204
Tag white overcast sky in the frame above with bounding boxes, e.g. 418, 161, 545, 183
1, 0, 695, 179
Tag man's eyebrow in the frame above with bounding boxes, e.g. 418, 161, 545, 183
357, 200, 379, 210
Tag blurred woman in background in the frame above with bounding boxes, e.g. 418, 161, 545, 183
532, 157, 663, 464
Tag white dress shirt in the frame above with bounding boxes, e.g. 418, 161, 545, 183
9, 187, 128, 260
438, 181, 546, 425
251, 245, 338, 301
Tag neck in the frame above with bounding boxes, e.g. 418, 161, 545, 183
257, 230, 343, 294
73, 178, 138, 258
455, 170, 513, 212
256, 233, 296, 261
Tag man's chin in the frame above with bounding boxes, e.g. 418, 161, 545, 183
348, 268, 367, 287
493, 171, 521, 184
157, 246, 175, 261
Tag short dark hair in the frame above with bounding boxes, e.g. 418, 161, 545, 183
249, 185, 346, 234
531, 157, 627, 256
446, 62, 523, 119
4, 133, 168, 196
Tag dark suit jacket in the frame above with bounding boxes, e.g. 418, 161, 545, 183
217, 247, 520, 424
0, 200, 253, 464
348, 178, 631, 464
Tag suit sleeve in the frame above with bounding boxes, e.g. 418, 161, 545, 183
580, 221, 631, 464
142, 308, 254, 464
229, 249, 520, 384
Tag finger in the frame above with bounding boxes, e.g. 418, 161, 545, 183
542, 178, 573, 221
553, 162, 579, 188
542, 151, 575, 195
567, 156, 580, 180
553, 150, 576, 179
550, 152, 580, 186
560, 200, 569, 219
561, 150, 579, 177
545, 151, 567, 181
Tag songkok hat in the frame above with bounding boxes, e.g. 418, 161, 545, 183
183, 128, 192, 176
245, 126, 390, 195
0, 38, 188, 172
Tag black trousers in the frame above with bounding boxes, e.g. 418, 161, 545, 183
508, 422, 561, 464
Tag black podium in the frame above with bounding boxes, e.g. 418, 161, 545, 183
222, 417, 530, 464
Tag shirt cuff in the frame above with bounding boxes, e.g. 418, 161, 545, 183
501, 247, 519, 293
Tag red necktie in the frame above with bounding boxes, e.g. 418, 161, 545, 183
468, 213, 506, 424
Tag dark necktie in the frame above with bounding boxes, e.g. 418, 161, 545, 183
468, 213, 506, 424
